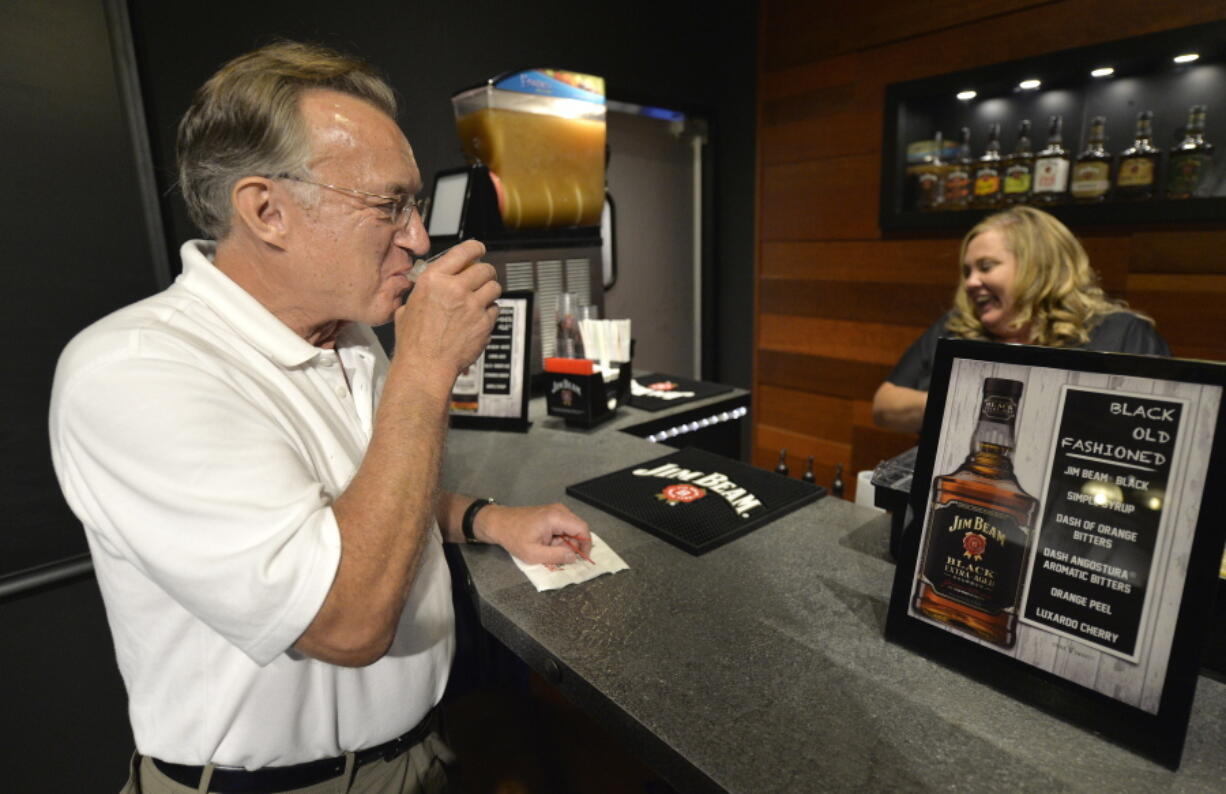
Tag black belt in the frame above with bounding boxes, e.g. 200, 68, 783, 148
152, 708, 436, 794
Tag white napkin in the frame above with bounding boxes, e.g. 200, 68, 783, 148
630, 379, 696, 401
510, 531, 629, 591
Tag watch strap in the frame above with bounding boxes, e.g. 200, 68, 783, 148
462, 497, 496, 544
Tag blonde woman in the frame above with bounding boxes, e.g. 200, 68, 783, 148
873, 206, 1168, 434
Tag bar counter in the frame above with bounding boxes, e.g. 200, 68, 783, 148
440, 391, 1226, 793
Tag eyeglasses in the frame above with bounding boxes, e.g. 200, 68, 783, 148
270, 174, 430, 229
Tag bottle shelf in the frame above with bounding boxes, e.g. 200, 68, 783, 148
881, 22, 1226, 233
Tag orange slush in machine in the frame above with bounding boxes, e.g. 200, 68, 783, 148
452, 69, 606, 230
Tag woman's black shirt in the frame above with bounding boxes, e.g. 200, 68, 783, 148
886, 311, 1172, 392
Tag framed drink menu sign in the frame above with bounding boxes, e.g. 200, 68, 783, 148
885, 338, 1226, 769
448, 291, 533, 432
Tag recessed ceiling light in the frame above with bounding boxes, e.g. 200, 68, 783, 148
1173, 53, 1200, 64
1018, 79, 1041, 90
1090, 67, 1115, 78
956, 90, 977, 101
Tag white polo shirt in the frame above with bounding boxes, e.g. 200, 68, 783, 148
48, 241, 454, 768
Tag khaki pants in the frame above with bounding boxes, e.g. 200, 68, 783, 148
120, 734, 451, 794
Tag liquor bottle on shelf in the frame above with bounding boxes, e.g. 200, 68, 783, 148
1166, 105, 1215, 199
972, 123, 1004, 209
1002, 120, 1034, 205
1031, 115, 1070, 204
913, 378, 1038, 648
803, 456, 816, 484
913, 130, 945, 211
1115, 110, 1160, 200
1070, 115, 1112, 203
774, 448, 789, 477
941, 127, 973, 210
832, 463, 845, 498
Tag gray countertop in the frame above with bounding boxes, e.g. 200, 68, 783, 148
440, 394, 1226, 793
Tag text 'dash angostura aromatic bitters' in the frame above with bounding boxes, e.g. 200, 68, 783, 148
915, 378, 1039, 648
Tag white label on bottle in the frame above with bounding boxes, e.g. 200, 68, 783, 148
1033, 158, 1069, 193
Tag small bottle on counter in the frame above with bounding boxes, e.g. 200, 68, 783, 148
774, 448, 789, 477
832, 463, 845, 499
802, 456, 816, 484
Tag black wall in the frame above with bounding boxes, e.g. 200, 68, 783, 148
126, 0, 758, 388
3, 0, 165, 579
3, 1, 160, 784
4, 1, 756, 789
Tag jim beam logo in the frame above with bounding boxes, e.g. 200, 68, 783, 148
656, 483, 707, 506
633, 462, 764, 518
950, 513, 1007, 561
981, 395, 1017, 422
552, 377, 582, 407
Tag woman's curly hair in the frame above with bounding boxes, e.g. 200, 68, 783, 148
946, 206, 1151, 346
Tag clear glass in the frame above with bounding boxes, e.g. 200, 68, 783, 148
555, 292, 585, 358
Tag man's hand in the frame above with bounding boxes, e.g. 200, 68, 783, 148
474, 503, 592, 566
297, 241, 499, 668
393, 239, 501, 391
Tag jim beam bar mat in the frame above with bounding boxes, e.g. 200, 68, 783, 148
629, 373, 733, 412
566, 447, 825, 555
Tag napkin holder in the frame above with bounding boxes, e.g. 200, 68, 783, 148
545, 362, 632, 428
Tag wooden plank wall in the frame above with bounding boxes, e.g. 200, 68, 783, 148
753, 0, 1226, 499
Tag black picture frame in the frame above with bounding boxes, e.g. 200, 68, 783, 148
885, 338, 1226, 769
448, 291, 534, 432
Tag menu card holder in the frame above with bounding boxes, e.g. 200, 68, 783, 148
545, 362, 632, 428
448, 291, 533, 432
885, 338, 1226, 770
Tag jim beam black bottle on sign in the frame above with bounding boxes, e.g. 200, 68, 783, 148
1115, 111, 1160, 200
1070, 116, 1112, 202
914, 378, 1038, 648
1002, 120, 1034, 205
1166, 105, 1215, 199
941, 127, 973, 210
1032, 115, 1070, 204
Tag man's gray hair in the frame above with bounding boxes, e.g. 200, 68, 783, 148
176, 41, 397, 239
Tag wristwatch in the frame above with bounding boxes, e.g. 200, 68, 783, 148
462, 497, 496, 544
